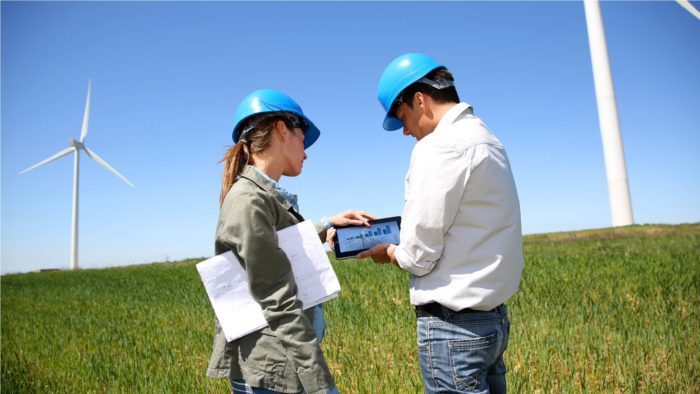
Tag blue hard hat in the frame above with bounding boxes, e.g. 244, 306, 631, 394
232, 89, 320, 149
377, 53, 445, 131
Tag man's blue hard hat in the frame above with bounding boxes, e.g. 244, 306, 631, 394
377, 53, 445, 131
232, 89, 320, 149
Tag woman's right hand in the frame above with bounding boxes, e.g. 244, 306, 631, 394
326, 210, 375, 251
328, 210, 375, 228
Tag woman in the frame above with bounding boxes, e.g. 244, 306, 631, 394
206, 89, 372, 394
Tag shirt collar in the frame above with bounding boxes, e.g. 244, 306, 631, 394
242, 165, 299, 211
432, 102, 474, 135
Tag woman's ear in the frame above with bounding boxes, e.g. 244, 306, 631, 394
273, 119, 290, 142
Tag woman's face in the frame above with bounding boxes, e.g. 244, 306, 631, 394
282, 125, 307, 177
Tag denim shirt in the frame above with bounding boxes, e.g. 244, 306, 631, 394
250, 167, 328, 341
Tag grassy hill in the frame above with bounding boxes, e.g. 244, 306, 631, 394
2, 224, 698, 393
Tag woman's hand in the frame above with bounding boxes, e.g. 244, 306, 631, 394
326, 227, 337, 251
329, 210, 376, 228
326, 211, 375, 251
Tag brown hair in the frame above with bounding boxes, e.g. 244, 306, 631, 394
219, 113, 293, 206
394, 68, 460, 113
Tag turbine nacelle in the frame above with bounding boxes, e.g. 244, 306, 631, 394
68, 139, 85, 150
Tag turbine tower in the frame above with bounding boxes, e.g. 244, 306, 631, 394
583, 0, 699, 227
20, 80, 133, 270
583, 0, 634, 227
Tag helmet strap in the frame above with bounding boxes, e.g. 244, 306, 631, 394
240, 139, 252, 165
416, 77, 454, 90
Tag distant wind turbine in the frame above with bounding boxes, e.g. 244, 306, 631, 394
583, 0, 699, 227
20, 80, 133, 270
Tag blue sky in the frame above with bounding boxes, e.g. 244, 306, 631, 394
2, 1, 699, 274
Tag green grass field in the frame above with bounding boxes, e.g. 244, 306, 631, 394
2, 224, 699, 393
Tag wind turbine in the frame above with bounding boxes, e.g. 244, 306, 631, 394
19, 80, 134, 270
583, 0, 699, 227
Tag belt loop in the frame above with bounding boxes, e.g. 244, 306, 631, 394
440, 304, 451, 319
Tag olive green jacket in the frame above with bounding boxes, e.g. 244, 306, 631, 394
206, 165, 334, 394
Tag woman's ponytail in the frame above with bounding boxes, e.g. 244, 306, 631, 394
219, 114, 284, 206
219, 141, 249, 206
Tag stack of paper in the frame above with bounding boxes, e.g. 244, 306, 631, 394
197, 220, 341, 342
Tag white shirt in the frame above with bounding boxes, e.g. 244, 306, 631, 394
394, 103, 524, 311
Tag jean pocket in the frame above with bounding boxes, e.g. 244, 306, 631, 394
448, 332, 498, 392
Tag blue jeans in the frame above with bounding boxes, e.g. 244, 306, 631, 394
231, 380, 339, 394
231, 380, 297, 394
417, 304, 510, 394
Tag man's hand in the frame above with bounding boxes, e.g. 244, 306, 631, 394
357, 243, 398, 266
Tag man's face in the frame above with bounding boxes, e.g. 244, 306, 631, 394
395, 94, 429, 141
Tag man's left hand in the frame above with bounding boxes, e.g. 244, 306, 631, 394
357, 243, 398, 266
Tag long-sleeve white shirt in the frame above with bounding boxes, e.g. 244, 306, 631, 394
394, 103, 524, 311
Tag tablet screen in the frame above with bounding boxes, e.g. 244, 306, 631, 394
332, 216, 401, 259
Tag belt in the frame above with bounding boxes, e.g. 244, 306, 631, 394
415, 302, 498, 318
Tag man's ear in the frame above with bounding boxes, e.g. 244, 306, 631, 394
415, 92, 424, 108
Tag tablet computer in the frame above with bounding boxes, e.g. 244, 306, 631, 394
332, 216, 401, 260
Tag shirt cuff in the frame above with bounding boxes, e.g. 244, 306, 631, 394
318, 216, 332, 230
394, 244, 433, 277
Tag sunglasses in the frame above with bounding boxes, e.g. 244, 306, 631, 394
390, 94, 406, 116
238, 112, 307, 142
285, 114, 308, 132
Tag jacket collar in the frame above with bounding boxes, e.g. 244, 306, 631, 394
239, 165, 295, 211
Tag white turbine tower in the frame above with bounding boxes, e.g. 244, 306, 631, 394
583, 0, 634, 227
583, 0, 699, 227
20, 80, 134, 270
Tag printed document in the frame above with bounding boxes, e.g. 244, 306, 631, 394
196, 220, 341, 342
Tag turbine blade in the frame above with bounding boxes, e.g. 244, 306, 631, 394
79, 79, 92, 143
19, 147, 75, 174
83, 147, 134, 187
676, 0, 700, 19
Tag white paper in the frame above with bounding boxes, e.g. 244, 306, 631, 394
196, 252, 267, 340
196, 220, 341, 342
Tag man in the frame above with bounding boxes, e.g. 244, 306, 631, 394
359, 53, 524, 393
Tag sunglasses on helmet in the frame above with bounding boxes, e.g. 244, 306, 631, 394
285, 114, 308, 132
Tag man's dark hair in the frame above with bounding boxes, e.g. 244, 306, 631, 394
395, 68, 460, 113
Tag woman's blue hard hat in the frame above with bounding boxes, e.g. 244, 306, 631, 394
377, 53, 445, 131
232, 89, 320, 149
